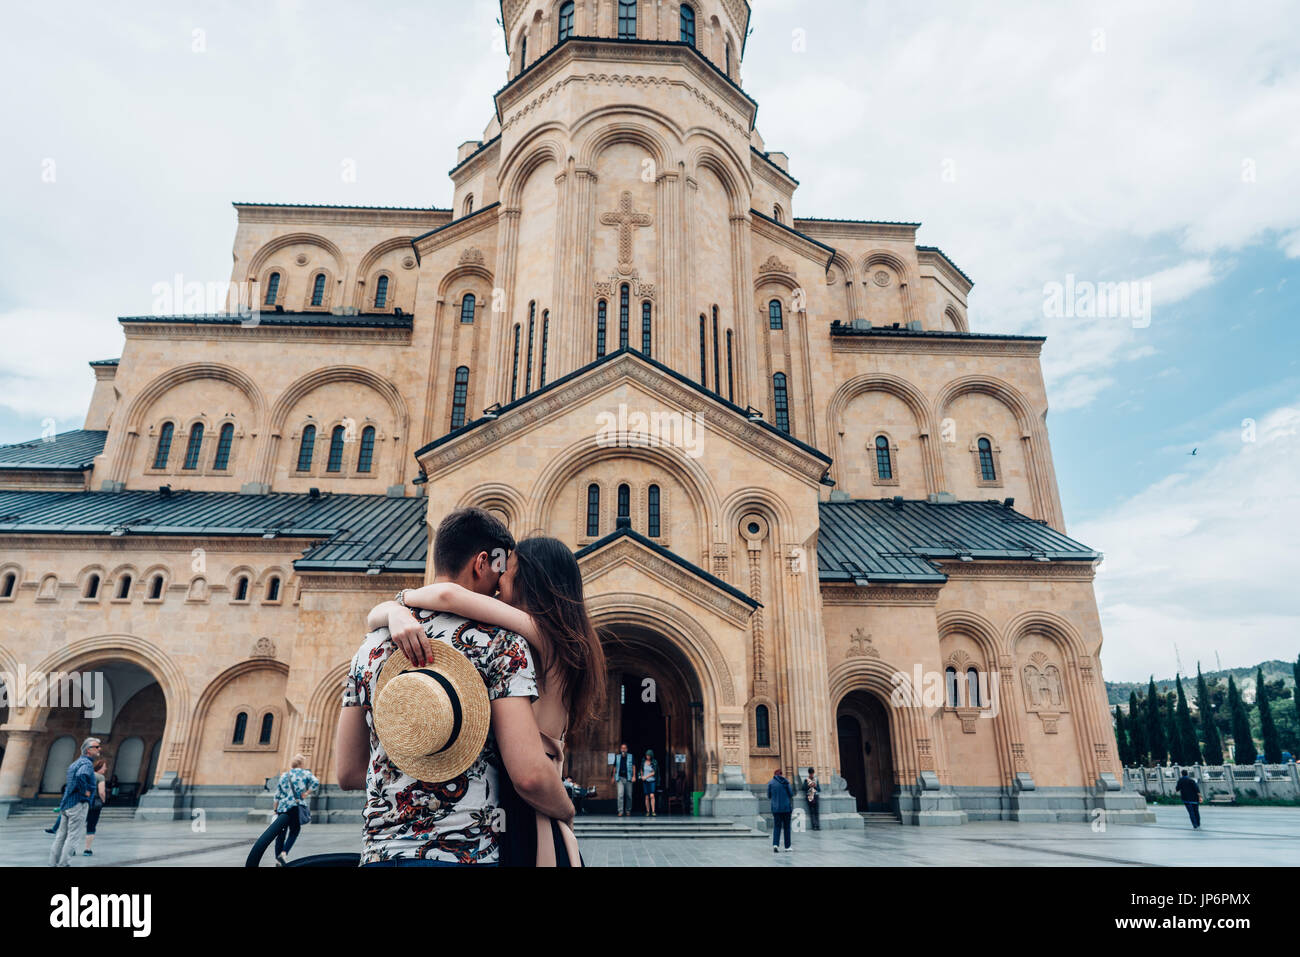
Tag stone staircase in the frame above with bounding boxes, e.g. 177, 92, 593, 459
8, 801, 141, 822
573, 814, 766, 839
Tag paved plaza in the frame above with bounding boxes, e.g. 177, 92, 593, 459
3, 805, 1296, 867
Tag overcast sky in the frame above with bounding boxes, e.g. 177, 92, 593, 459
1, 1, 1296, 682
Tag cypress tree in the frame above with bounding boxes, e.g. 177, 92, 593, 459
1128, 690, 1148, 765
1174, 674, 1201, 764
1165, 696, 1182, 765
1258, 666, 1282, 764
1196, 664, 1223, 764
1114, 705, 1129, 766
1146, 677, 1167, 765
1293, 655, 1299, 728
1228, 675, 1254, 763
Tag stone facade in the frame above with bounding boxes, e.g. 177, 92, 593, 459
0, 1, 1149, 826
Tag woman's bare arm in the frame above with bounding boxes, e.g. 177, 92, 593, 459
368, 583, 548, 668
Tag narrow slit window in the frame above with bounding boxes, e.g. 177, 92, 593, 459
875, 436, 892, 480
327, 426, 346, 472
311, 273, 326, 307
597, 301, 607, 358
699, 316, 707, 388
460, 294, 476, 324
641, 301, 652, 356
213, 423, 234, 471
525, 303, 536, 394
680, 4, 695, 44
373, 275, 389, 310
451, 367, 470, 430
153, 422, 174, 469
648, 484, 661, 537
773, 373, 790, 433
259, 713, 274, 746
769, 299, 784, 330
540, 312, 549, 386
618, 0, 637, 38
264, 272, 280, 306
511, 324, 521, 401
232, 712, 248, 746
586, 484, 601, 537
356, 426, 376, 473
296, 425, 316, 472
182, 423, 204, 470
978, 438, 997, 480
619, 285, 630, 350
558, 1, 575, 41
726, 330, 735, 402
712, 306, 721, 392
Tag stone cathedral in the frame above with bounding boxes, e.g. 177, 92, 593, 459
0, 0, 1149, 827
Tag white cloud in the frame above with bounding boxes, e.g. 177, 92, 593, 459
1075, 402, 1300, 680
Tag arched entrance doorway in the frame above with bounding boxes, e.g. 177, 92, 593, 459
566, 624, 704, 815
28, 660, 167, 806
837, 690, 896, 812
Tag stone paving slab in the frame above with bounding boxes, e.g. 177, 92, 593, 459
2, 806, 1296, 867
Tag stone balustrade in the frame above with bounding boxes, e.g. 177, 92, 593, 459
1122, 764, 1299, 801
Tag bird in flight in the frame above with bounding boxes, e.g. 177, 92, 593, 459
1188, 448, 1197, 456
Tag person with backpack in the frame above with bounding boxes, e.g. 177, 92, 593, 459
768, 767, 794, 853
272, 754, 319, 865
1174, 769, 1202, 830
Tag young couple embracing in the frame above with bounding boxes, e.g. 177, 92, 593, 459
335, 507, 605, 867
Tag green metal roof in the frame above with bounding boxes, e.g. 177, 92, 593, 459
0, 430, 107, 470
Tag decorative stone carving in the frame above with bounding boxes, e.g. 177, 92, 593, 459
1011, 743, 1029, 772
848, 627, 879, 658
595, 275, 655, 301
600, 190, 652, 275
759, 255, 792, 275
251, 637, 276, 658
401, 256, 416, 270
459, 247, 485, 265
956, 708, 981, 734
295, 253, 309, 266
722, 721, 742, 766
873, 270, 891, 287
1022, 652, 1066, 711
916, 737, 935, 771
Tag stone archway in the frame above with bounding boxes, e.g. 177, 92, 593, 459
837, 690, 896, 812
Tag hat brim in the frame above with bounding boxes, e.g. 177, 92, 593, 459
373, 641, 491, 783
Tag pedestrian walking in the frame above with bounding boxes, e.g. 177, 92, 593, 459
768, 766, 794, 853
642, 749, 660, 816
1174, 769, 1202, 829
803, 767, 820, 831
611, 742, 636, 817
48, 738, 101, 867
271, 754, 320, 865
82, 760, 108, 856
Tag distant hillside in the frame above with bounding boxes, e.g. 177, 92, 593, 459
1106, 659, 1295, 709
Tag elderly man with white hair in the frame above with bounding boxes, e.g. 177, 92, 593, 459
49, 737, 101, 866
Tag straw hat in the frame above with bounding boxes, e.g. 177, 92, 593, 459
372, 643, 491, 783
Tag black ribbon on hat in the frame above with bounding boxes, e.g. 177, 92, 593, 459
412, 669, 463, 754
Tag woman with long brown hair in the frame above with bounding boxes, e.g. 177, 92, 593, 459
366, 535, 606, 866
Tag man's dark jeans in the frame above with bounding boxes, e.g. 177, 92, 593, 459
772, 811, 791, 848
1184, 801, 1201, 828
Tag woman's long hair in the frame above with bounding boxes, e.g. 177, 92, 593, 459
511, 536, 607, 731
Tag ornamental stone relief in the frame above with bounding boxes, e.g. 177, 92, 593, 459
600, 190, 653, 275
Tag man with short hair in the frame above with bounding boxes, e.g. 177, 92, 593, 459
336, 507, 574, 865
611, 742, 636, 817
1174, 769, 1202, 829
48, 737, 100, 867
768, 766, 794, 853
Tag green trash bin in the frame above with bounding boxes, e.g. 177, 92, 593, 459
691, 791, 702, 817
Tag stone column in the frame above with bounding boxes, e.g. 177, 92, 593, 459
728, 212, 754, 409
489, 207, 524, 404
0, 726, 36, 818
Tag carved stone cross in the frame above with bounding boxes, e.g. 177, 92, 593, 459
849, 627, 878, 658
600, 190, 652, 275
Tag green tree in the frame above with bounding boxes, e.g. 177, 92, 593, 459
1146, 677, 1167, 765
1128, 691, 1148, 765
1114, 705, 1131, 765
1258, 666, 1282, 763
1228, 675, 1254, 763
1196, 664, 1223, 764
1294, 655, 1300, 727
1165, 695, 1182, 765
1174, 674, 1201, 764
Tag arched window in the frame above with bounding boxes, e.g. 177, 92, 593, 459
596, 300, 608, 358
232, 712, 248, 746
116, 574, 132, 600
619, 285, 630, 350
310, 272, 326, 307
259, 713, 274, 746
774, 204, 785, 223
520, 33, 528, 69
540, 311, 550, 386
234, 576, 249, 602
648, 484, 661, 537
464, 194, 475, 216
264, 271, 280, 306
712, 306, 721, 390
327, 426, 346, 472
725, 41, 732, 76
558, 1, 575, 41
296, 425, 316, 472
680, 4, 695, 44
726, 329, 735, 402
699, 316, 708, 387
641, 301, 652, 356
618, 0, 637, 38
213, 423, 234, 471
373, 274, 389, 309
967, 668, 982, 707
148, 574, 164, 600
617, 484, 631, 525
510, 324, 521, 401
755, 704, 770, 748
182, 423, 204, 470
152, 422, 174, 469
460, 293, 476, 324
978, 438, 997, 480
773, 373, 790, 433
356, 426, 376, 472
769, 299, 784, 330
875, 435, 892, 480
945, 667, 960, 707
586, 484, 601, 537
525, 303, 536, 394
84, 574, 100, 599
266, 576, 281, 602
451, 367, 470, 429
2, 572, 16, 598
